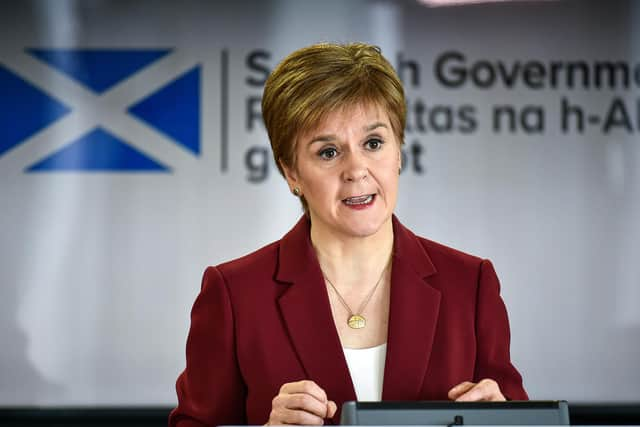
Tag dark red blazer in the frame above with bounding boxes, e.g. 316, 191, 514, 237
169, 216, 527, 427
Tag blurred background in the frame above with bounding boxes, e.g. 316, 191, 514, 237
1, 0, 639, 425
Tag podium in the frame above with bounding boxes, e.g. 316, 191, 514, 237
339, 401, 570, 425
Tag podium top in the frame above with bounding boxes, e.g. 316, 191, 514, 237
339, 401, 570, 426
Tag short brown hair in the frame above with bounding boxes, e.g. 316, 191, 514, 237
262, 42, 406, 180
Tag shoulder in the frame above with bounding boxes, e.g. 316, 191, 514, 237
394, 215, 485, 274
410, 232, 500, 295
210, 239, 281, 289
200, 216, 312, 300
395, 217, 495, 292
401, 228, 501, 310
417, 235, 484, 273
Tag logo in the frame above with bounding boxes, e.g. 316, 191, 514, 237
0, 48, 201, 172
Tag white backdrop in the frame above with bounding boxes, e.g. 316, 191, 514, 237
0, 0, 638, 406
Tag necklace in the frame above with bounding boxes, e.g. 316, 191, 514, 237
323, 257, 391, 330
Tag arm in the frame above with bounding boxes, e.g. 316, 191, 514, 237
169, 266, 247, 427
449, 259, 528, 401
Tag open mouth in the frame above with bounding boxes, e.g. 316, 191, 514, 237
342, 194, 375, 206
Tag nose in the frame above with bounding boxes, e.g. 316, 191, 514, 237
341, 151, 368, 182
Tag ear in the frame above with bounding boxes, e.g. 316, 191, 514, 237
279, 159, 300, 191
397, 144, 403, 171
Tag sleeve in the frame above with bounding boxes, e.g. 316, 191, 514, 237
473, 259, 529, 400
169, 266, 247, 427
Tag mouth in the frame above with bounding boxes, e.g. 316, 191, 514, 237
342, 194, 376, 206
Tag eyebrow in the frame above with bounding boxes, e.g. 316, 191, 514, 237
364, 122, 388, 132
308, 122, 389, 145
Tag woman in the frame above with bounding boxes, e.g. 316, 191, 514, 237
169, 42, 527, 427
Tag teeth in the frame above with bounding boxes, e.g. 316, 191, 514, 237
344, 195, 373, 205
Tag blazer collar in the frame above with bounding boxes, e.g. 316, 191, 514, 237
275, 215, 437, 282
275, 215, 441, 418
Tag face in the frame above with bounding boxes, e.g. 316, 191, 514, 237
282, 102, 402, 240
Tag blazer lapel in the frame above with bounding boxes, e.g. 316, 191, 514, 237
276, 216, 356, 420
382, 217, 441, 400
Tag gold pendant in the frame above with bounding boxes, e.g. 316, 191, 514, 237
348, 314, 366, 329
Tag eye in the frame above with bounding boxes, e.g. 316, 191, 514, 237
318, 147, 338, 160
365, 138, 384, 151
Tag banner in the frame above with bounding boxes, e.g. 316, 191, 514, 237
0, 0, 638, 405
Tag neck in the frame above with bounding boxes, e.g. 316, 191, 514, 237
309, 216, 394, 289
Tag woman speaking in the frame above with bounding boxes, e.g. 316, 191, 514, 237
169, 42, 527, 427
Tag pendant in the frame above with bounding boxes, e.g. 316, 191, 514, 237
348, 314, 366, 329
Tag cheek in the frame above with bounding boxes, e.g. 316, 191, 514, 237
383, 146, 402, 173
374, 172, 397, 199
383, 163, 400, 194
301, 171, 334, 200
385, 174, 400, 196
381, 155, 401, 181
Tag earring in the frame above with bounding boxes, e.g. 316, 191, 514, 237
398, 168, 402, 175
292, 187, 301, 196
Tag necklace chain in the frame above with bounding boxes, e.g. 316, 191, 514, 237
323, 255, 391, 329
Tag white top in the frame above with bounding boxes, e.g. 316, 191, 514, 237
343, 343, 387, 401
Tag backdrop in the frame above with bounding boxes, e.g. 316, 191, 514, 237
0, 0, 638, 406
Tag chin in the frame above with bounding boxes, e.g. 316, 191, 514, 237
338, 215, 390, 238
